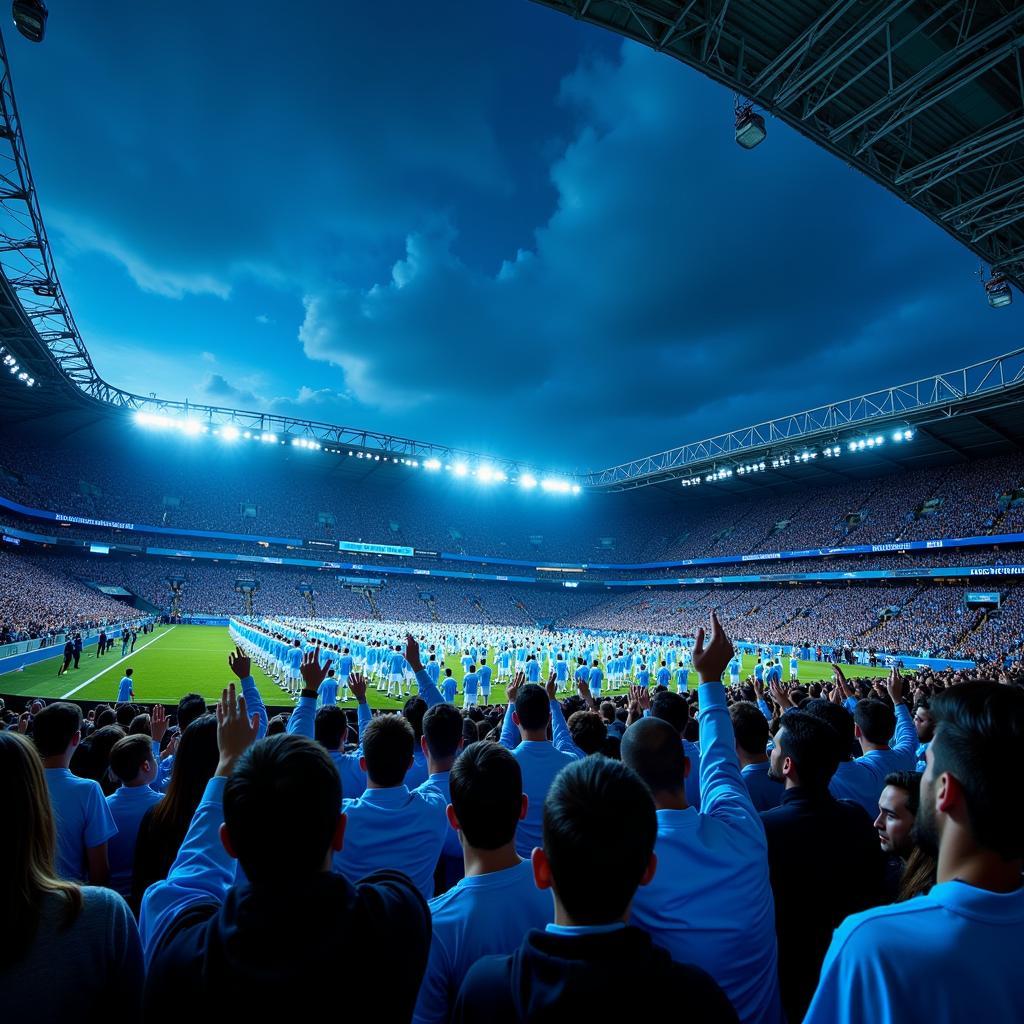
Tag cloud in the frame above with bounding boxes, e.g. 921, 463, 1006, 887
295, 42, 1019, 464
51, 212, 231, 300
201, 373, 258, 406
255, 314, 271, 324
201, 351, 216, 363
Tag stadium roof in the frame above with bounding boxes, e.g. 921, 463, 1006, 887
532, 1, 1024, 291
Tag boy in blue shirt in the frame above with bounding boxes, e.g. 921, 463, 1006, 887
34, 701, 117, 883
806, 682, 1024, 1024
106, 734, 163, 899
414, 740, 550, 1024
117, 669, 135, 703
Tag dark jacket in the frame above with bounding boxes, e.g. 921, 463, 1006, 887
452, 925, 738, 1023
143, 870, 429, 1023
760, 786, 886, 1023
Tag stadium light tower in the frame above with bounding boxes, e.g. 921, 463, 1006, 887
12, 0, 47, 42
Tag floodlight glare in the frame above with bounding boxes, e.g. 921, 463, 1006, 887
423, 458, 442, 471
493, 469, 507, 482
260, 433, 278, 443
571, 484, 581, 495
220, 425, 240, 442
453, 462, 469, 477
519, 473, 537, 489
874, 436, 884, 445
477, 467, 495, 483
180, 420, 204, 436
904, 429, 913, 440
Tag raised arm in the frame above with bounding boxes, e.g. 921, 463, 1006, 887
547, 673, 579, 758
229, 645, 268, 739
886, 668, 917, 764
407, 633, 444, 708
499, 672, 523, 750
140, 682, 259, 965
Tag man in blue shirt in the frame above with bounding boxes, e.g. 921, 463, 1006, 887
729, 700, 783, 812
414, 740, 551, 1024
524, 655, 541, 683
477, 657, 492, 703
106, 734, 163, 899
426, 653, 441, 687
140, 684, 430, 1022
463, 666, 479, 708
117, 669, 135, 703
805, 682, 1024, 1024
332, 713, 448, 900
647, 690, 702, 812
286, 639, 303, 696
453, 756, 737, 1023
656, 661, 671, 688
442, 667, 458, 703
827, 668, 917, 816
34, 701, 117, 884
499, 672, 580, 857
624, 612, 782, 1024
588, 659, 603, 698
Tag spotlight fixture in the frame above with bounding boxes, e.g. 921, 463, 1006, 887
12, 0, 47, 43
734, 99, 766, 150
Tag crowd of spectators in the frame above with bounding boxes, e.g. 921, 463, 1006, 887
2, 616, 1022, 1022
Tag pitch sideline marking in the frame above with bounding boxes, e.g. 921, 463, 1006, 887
60, 625, 177, 700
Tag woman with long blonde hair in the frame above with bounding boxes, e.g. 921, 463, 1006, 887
0, 730, 143, 1017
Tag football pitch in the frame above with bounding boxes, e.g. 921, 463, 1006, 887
0, 624, 893, 709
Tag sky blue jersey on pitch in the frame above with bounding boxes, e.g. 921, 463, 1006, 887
656, 667, 671, 687
478, 664, 492, 693
117, 676, 133, 702
525, 660, 541, 682
588, 666, 604, 693
426, 661, 440, 685
412, 859, 552, 1024
319, 679, 338, 706
288, 646, 303, 672
500, 700, 579, 857
555, 659, 568, 683
464, 671, 478, 696
804, 881, 1024, 1024
338, 653, 353, 678
630, 681, 782, 1024
443, 676, 458, 702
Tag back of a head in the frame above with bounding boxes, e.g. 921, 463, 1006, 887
450, 741, 523, 850
650, 690, 689, 734
403, 696, 428, 741
803, 699, 856, 760
620, 716, 687, 795
929, 682, 1024, 859
854, 699, 896, 746
314, 706, 347, 751
225, 734, 341, 882
362, 714, 414, 787
110, 734, 154, 784
568, 711, 607, 756
599, 701, 615, 724
0, 731, 81, 960
729, 701, 770, 756
176, 693, 208, 733
515, 683, 551, 732
32, 702, 82, 758
776, 712, 841, 791
128, 714, 151, 737
422, 703, 464, 761
114, 704, 138, 729
544, 757, 656, 925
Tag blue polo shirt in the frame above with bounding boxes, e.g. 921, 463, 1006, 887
805, 881, 1024, 1024
332, 785, 448, 901
45, 767, 118, 882
630, 681, 782, 1024
106, 784, 163, 898
413, 859, 552, 1024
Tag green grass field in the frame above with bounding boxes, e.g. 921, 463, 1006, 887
0, 624, 893, 709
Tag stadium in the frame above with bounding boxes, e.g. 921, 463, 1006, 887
2, 3, 1023, 1022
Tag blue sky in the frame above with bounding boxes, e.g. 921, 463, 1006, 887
9, 1, 1021, 471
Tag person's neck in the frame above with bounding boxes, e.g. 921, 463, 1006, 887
860, 738, 890, 754
520, 728, 549, 743
427, 757, 454, 776
938, 835, 1023, 894
553, 895, 629, 928
463, 841, 521, 878
737, 750, 768, 769
124, 778, 151, 789
652, 788, 688, 811
42, 753, 72, 770
365, 780, 404, 791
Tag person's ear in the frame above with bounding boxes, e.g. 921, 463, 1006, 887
331, 813, 347, 852
420, 735, 429, 758
520, 793, 529, 821
531, 846, 553, 890
512, 711, 521, 728
639, 851, 657, 888
218, 822, 238, 859
935, 771, 960, 817
854, 723, 863, 739
446, 804, 460, 832
359, 755, 367, 773
71, 730, 81, 749
683, 755, 691, 779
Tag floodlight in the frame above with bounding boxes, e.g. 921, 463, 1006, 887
493, 469, 506, 482
984, 273, 1012, 308
220, 425, 240, 442
735, 102, 766, 149
571, 484, 581, 495
453, 462, 469, 477
12, 1, 47, 43
180, 420, 204, 436
874, 435, 884, 445
904, 429, 913, 440
477, 467, 495, 483
260, 433, 278, 443
520, 473, 537, 489
424, 458, 442, 471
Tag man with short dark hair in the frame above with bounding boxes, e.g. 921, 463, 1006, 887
624, 612, 781, 1024
106, 733, 163, 899
806, 683, 1024, 1023
34, 700, 116, 884
332, 710, 447, 900
414, 741, 551, 1024
648, 689, 702, 810
567, 709, 606, 755
761, 711, 885, 1022
729, 700, 783, 811
498, 672, 580, 857
141, 682, 430, 1022
453, 755, 738, 1022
